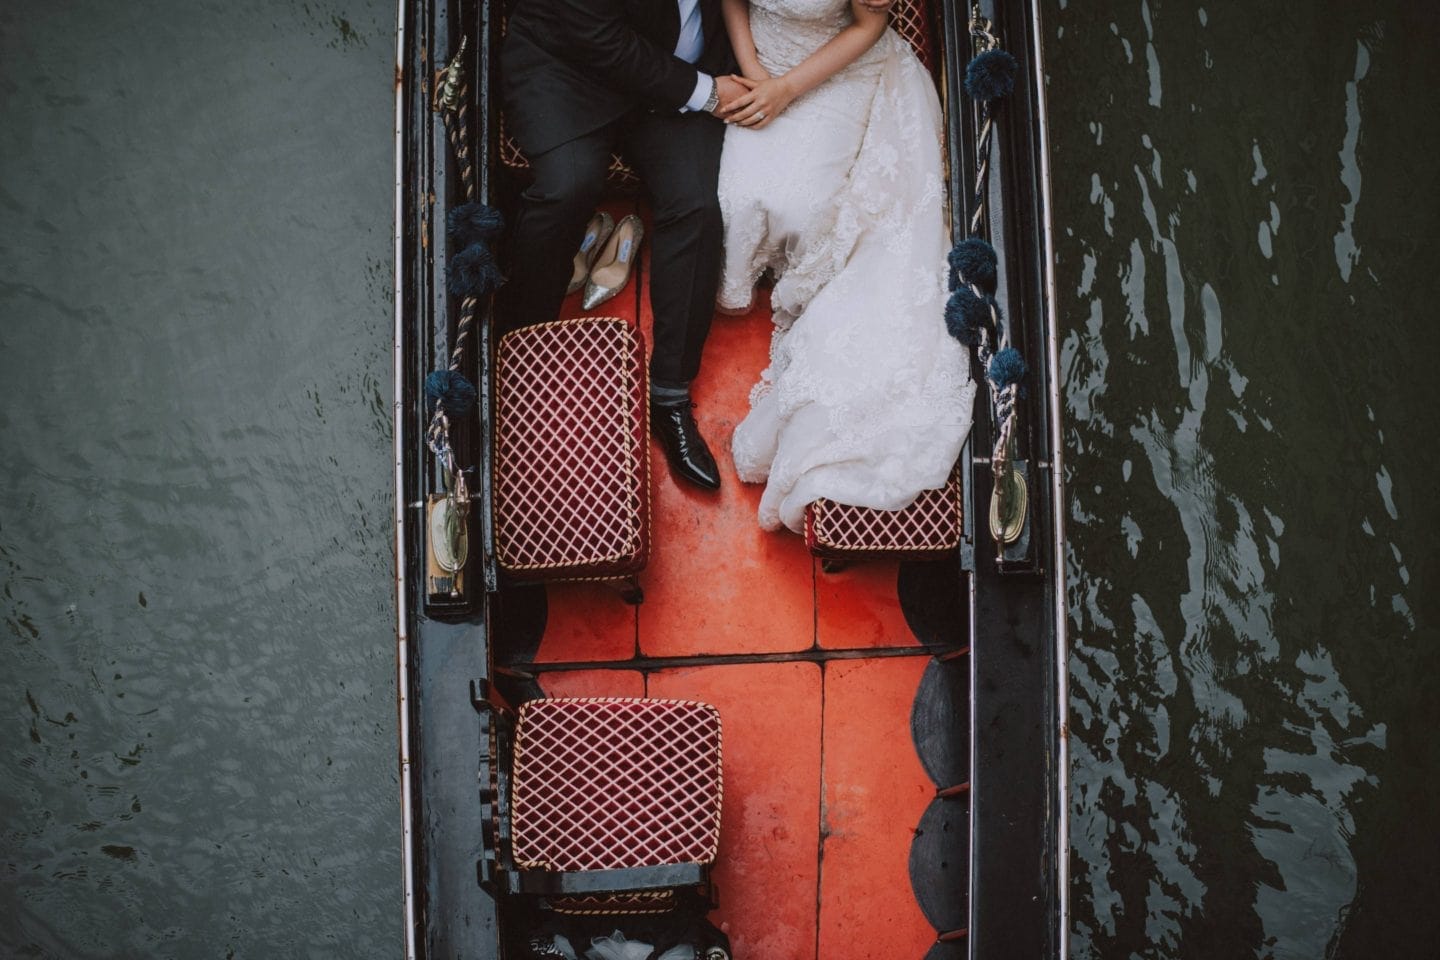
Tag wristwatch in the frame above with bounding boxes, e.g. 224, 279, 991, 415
702, 77, 720, 113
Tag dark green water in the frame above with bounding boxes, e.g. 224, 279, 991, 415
1, 1, 398, 955
1047, 1, 1440, 957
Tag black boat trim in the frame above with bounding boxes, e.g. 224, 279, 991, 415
487, 864, 710, 898
507, 645, 964, 675
392, 2, 419, 957
951, 2, 1067, 957
1027, 0, 1072, 951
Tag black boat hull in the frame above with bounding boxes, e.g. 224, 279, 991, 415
393, 1, 1068, 956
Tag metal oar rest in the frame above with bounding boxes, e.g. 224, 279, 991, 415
803, 464, 963, 569
477, 695, 724, 917
493, 316, 650, 602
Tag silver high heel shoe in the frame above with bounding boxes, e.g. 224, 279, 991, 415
582, 214, 644, 311
567, 211, 616, 295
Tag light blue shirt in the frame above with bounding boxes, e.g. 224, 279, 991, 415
675, 0, 713, 112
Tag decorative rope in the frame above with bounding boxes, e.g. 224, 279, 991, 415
428, 37, 505, 525
944, 7, 1027, 540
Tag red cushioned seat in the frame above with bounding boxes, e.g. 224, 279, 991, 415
804, 464, 962, 562
800, 0, 946, 564
510, 697, 724, 914
494, 317, 649, 584
495, 6, 946, 567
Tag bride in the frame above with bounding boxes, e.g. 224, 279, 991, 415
715, 0, 975, 533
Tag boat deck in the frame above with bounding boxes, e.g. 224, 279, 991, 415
494, 199, 965, 959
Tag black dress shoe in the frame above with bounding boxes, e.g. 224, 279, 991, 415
650, 399, 721, 490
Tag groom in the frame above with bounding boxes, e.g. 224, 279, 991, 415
501, 0, 745, 491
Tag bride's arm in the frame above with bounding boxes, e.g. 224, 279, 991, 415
721, 0, 770, 82
720, 0, 888, 128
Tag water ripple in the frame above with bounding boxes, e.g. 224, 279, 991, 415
1, 1, 398, 954
1048, 1, 1440, 956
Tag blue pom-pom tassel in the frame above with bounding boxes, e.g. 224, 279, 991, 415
447, 242, 504, 298
964, 49, 1018, 103
948, 238, 998, 293
988, 347, 1027, 388
425, 369, 477, 417
944, 286, 996, 346
447, 203, 504, 248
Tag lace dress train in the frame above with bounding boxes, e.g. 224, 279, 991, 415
717, 0, 975, 532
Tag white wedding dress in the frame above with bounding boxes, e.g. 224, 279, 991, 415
718, 0, 975, 532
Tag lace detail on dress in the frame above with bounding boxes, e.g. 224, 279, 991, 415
717, 0, 975, 532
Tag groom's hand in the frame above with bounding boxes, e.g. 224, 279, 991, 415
711, 75, 751, 115
715, 75, 756, 116
720, 75, 794, 130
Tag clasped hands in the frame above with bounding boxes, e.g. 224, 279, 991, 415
712, 73, 791, 130
709, 0, 896, 130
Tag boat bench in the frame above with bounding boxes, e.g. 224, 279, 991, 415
480, 696, 724, 917
493, 316, 649, 601
496, 0, 938, 184
495, 8, 951, 570
804, 465, 963, 567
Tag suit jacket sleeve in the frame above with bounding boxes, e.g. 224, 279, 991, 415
546, 0, 703, 109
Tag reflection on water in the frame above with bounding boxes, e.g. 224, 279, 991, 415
1, 1, 397, 954
1048, 1, 1440, 956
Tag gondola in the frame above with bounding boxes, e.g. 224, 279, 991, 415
392, 1, 1068, 957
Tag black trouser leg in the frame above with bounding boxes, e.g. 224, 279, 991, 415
621, 111, 726, 384
502, 128, 613, 329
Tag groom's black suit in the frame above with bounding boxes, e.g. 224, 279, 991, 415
502, 0, 734, 386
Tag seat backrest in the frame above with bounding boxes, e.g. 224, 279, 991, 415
499, 3, 941, 177
891, 0, 939, 74
511, 698, 724, 872
495, 12, 642, 183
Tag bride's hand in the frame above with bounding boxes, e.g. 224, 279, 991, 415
720, 75, 796, 130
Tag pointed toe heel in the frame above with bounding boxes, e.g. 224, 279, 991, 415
582, 214, 643, 311
567, 211, 615, 295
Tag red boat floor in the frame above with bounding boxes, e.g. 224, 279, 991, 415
531, 201, 934, 959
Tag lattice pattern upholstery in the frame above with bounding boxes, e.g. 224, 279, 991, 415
551, 891, 677, 916
805, 465, 962, 560
511, 698, 724, 874
892, 0, 937, 73
494, 318, 649, 580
